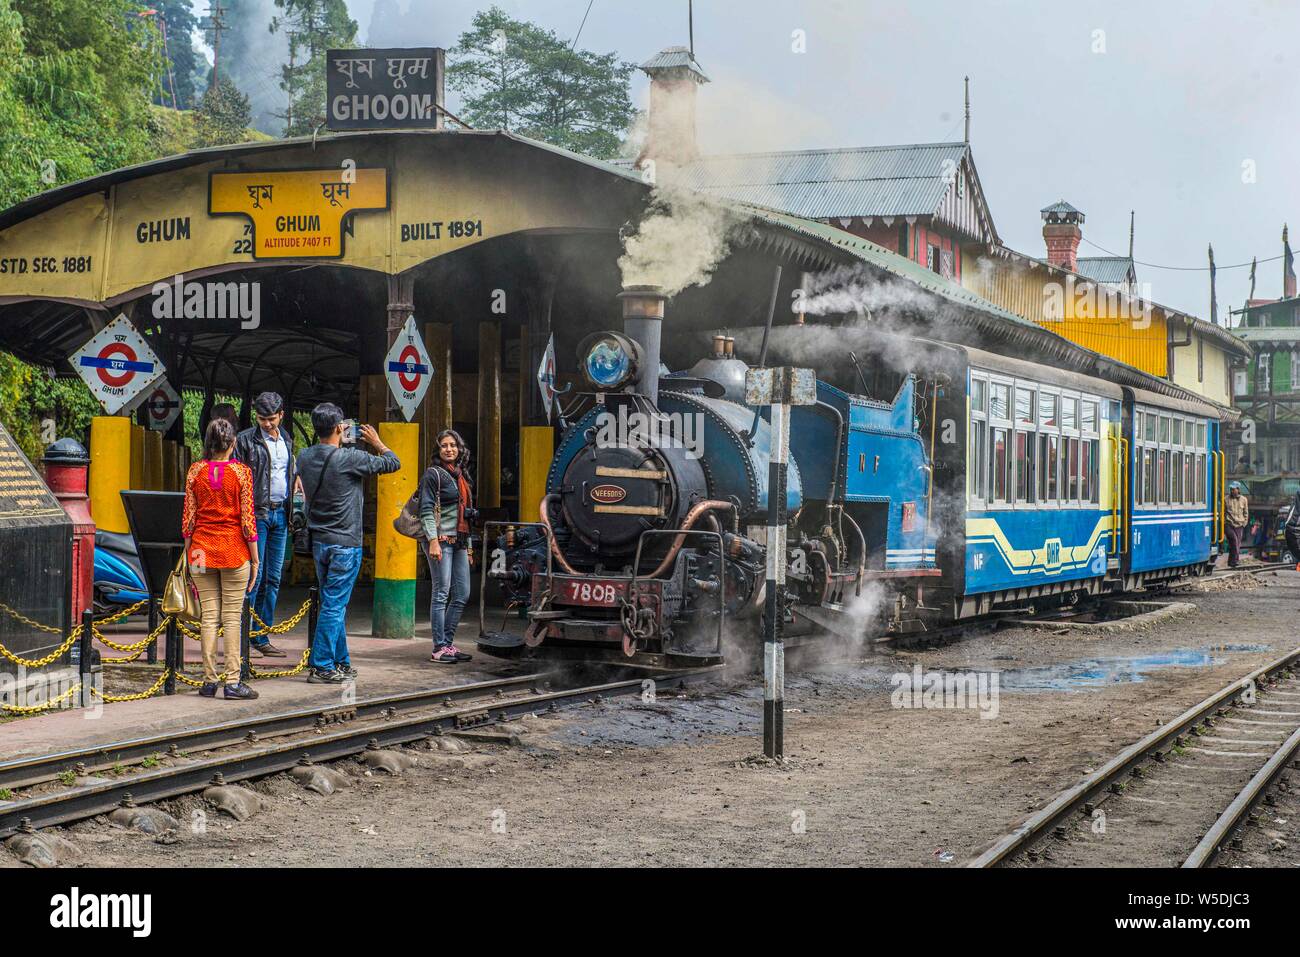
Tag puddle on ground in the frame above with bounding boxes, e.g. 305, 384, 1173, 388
999, 644, 1270, 692
543, 644, 1273, 749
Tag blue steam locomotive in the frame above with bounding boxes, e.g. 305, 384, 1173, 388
477, 287, 1225, 667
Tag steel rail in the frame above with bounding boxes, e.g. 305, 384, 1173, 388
1182, 722, 1300, 868
0, 667, 722, 838
0, 673, 549, 792
966, 646, 1300, 868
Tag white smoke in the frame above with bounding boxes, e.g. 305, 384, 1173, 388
618, 184, 752, 297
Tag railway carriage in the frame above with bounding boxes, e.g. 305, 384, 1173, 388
478, 290, 1228, 666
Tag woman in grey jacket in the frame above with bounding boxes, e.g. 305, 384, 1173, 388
419, 429, 477, 663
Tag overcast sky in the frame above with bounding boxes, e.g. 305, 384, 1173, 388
330, 0, 1298, 320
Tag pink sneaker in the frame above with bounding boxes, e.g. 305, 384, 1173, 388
430, 646, 460, 664
446, 644, 473, 662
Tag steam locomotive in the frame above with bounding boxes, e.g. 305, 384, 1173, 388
477, 286, 1226, 668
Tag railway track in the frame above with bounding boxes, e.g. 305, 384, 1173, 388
968, 647, 1300, 868
0, 667, 722, 840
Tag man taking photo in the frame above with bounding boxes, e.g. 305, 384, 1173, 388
234, 391, 294, 658
297, 404, 400, 683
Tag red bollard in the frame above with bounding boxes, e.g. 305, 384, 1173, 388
43, 439, 95, 621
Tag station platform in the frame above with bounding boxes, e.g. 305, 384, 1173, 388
1, 584, 530, 761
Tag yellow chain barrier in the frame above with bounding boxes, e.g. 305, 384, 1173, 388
0, 598, 65, 635
250, 647, 311, 679
250, 598, 312, 637
93, 613, 170, 652
101, 646, 148, 665
89, 668, 171, 703
0, 681, 83, 714
0, 624, 82, 670
174, 669, 233, 688
176, 597, 312, 640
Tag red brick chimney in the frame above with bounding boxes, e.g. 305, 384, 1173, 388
637, 46, 709, 167
1041, 200, 1085, 272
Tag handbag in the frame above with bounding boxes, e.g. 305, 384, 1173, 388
161, 554, 202, 623
393, 465, 449, 541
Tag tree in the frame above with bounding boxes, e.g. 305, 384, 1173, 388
194, 76, 252, 147
0, 0, 164, 455
270, 0, 357, 137
153, 0, 200, 110
447, 7, 636, 159
218, 0, 291, 135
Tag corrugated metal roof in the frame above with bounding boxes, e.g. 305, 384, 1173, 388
1234, 327, 1300, 343
639, 46, 709, 80
653, 143, 969, 221
1075, 256, 1135, 286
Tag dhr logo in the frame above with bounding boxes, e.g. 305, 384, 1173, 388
151, 273, 260, 329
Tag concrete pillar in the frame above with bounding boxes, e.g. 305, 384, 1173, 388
161, 439, 178, 491
89, 416, 132, 533
477, 321, 502, 509
143, 430, 163, 491
372, 274, 418, 639
420, 322, 453, 469
129, 424, 145, 491
372, 421, 420, 639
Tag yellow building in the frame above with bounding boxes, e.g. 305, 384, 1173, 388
961, 201, 1247, 409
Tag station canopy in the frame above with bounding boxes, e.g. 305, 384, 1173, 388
0, 128, 1209, 411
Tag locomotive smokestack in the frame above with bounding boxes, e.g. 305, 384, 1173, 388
619, 285, 666, 404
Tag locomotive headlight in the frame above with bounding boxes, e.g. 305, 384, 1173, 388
578, 332, 641, 391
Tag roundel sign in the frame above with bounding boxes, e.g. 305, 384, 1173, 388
71, 315, 166, 415
384, 314, 434, 422
141, 379, 183, 433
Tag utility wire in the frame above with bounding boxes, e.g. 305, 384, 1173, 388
571, 0, 595, 50
1081, 236, 1284, 272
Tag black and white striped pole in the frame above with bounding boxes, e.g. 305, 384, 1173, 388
746, 366, 816, 760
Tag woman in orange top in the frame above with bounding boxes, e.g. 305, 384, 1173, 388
182, 418, 260, 700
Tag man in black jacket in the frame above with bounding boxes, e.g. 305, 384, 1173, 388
234, 392, 294, 657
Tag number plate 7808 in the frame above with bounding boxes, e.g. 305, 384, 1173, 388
558, 579, 626, 607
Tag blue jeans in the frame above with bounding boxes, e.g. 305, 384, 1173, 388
426, 543, 470, 649
251, 506, 288, 646
310, 543, 362, 672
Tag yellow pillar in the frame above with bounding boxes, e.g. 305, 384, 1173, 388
519, 428, 552, 522
143, 430, 163, 491
372, 421, 420, 639
89, 416, 132, 533
477, 321, 502, 509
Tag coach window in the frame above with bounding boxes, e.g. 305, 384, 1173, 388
1196, 422, 1207, 504
969, 375, 988, 503
1062, 394, 1080, 504
1082, 399, 1099, 504
1038, 390, 1060, 504
1014, 384, 1036, 504
1143, 409, 1157, 505
1132, 411, 1144, 506
1164, 413, 1175, 504
1174, 419, 1185, 503
989, 379, 1012, 505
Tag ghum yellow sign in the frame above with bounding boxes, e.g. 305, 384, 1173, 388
208, 167, 389, 259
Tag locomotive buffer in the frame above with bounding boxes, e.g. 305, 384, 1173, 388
746, 366, 816, 759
